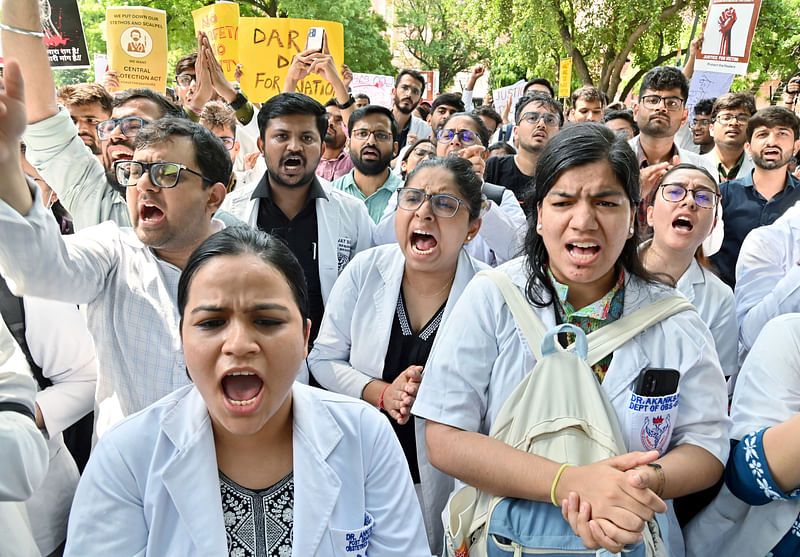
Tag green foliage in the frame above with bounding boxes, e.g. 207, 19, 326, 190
395, 0, 490, 89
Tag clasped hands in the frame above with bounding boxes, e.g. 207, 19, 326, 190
380, 365, 422, 426
555, 451, 667, 554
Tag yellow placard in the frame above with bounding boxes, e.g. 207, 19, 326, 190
558, 58, 573, 98
238, 18, 345, 104
192, 2, 240, 81
106, 6, 168, 94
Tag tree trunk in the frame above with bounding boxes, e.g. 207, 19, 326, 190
617, 49, 680, 102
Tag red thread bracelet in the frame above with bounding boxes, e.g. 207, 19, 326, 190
377, 384, 390, 410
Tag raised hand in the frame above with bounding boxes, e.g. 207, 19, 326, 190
0, 59, 27, 165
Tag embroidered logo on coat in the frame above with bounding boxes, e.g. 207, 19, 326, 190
641, 414, 671, 452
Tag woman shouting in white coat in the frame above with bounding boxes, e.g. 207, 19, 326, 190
309, 156, 487, 555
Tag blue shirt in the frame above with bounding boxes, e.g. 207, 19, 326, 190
710, 170, 800, 286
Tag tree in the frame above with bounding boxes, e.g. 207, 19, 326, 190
394, 0, 491, 89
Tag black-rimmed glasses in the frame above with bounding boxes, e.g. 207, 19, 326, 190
397, 187, 466, 218
660, 183, 718, 209
97, 116, 149, 141
114, 160, 213, 188
640, 95, 684, 111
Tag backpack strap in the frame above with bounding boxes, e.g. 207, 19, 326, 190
584, 295, 696, 365
477, 269, 547, 359
0, 278, 51, 390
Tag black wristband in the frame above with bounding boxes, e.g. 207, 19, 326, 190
336, 95, 355, 109
0, 401, 36, 421
228, 92, 248, 111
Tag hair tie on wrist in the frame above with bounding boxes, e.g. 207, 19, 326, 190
551, 463, 572, 506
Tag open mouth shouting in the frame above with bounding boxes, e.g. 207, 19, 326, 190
672, 215, 694, 232
139, 200, 165, 225
360, 146, 380, 160
108, 144, 134, 163
761, 146, 782, 159
410, 229, 438, 255
567, 242, 600, 262
221, 370, 264, 411
280, 153, 306, 176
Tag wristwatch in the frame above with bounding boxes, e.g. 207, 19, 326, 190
336, 95, 356, 109
228, 92, 248, 111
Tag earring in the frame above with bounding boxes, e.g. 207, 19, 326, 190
629, 226, 634, 234
536, 223, 543, 230
466, 235, 472, 241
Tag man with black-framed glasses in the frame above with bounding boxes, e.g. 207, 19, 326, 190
485, 92, 564, 203
630, 66, 718, 238
702, 93, 757, 182
332, 105, 401, 223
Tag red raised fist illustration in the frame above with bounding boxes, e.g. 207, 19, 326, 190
718, 7, 737, 56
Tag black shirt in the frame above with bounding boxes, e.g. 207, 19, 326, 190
251, 174, 326, 342
397, 116, 412, 151
484, 155, 534, 202
381, 290, 446, 484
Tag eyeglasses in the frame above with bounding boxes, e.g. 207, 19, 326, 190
351, 128, 393, 142
218, 136, 236, 150
659, 183, 719, 209
520, 111, 560, 127
690, 119, 711, 128
175, 73, 196, 87
639, 95, 685, 111
96, 116, 149, 141
396, 187, 467, 218
114, 160, 213, 189
398, 83, 422, 97
436, 128, 478, 146
411, 147, 437, 159
713, 113, 750, 125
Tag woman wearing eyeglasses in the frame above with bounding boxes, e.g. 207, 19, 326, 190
399, 138, 437, 180
640, 164, 738, 395
309, 156, 486, 555
412, 125, 730, 556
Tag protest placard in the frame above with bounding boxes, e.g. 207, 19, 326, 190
695, 0, 762, 75
350, 73, 394, 108
40, 0, 90, 68
106, 6, 168, 93
419, 70, 440, 103
93, 53, 108, 83
192, 2, 240, 81
558, 58, 573, 98
238, 18, 344, 104
686, 70, 735, 120
492, 79, 526, 123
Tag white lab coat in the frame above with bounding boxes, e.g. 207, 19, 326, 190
308, 244, 488, 554
0, 372, 48, 557
373, 187, 527, 266
702, 149, 755, 182
7, 295, 97, 555
675, 259, 739, 391
412, 258, 731, 557
734, 202, 800, 358
224, 176, 375, 304
684, 313, 800, 557
64, 383, 431, 557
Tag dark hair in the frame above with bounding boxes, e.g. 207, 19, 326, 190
175, 53, 197, 77
406, 157, 483, 220
354, 93, 371, 103
257, 92, 328, 141
395, 69, 426, 90
639, 66, 689, 101
603, 109, 639, 135
746, 106, 800, 141
570, 85, 604, 107
711, 92, 756, 119
523, 123, 654, 306
474, 105, 503, 128
488, 141, 516, 155
515, 92, 564, 126
199, 101, 237, 135
135, 118, 232, 188
415, 102, 431, 120
606, 101, 626, 112
432, 93, 465, 113
440, 112, 491, 147
347, 105, 398, 140
56, 83, 113, 113
647, 163, 719, 269
114, 88, 186, 120
324, 98, 339, 109
693, 98, 716, 116
524, 77, 554, 98
402, 138, 436, 163
178, 227, 309, 328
